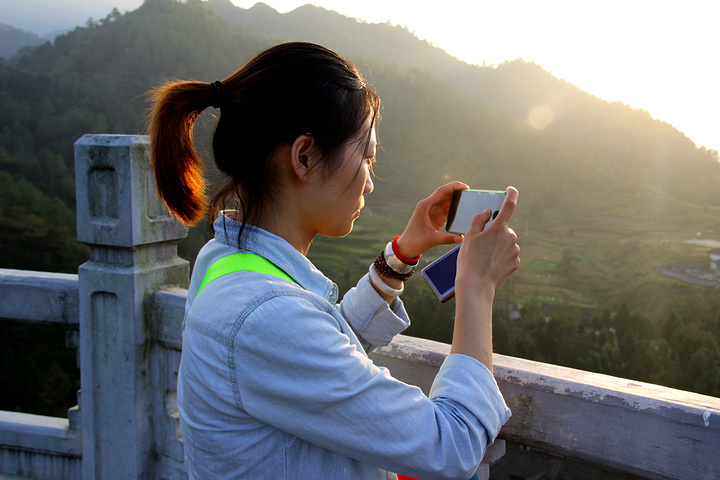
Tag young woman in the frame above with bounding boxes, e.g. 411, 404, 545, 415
148, 42, 520, 480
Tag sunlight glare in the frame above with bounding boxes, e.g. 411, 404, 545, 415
528, 105, 553, 130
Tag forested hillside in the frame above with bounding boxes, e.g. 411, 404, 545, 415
207, 0, 720, 209
1, 0, 718, 411
0, 24, 46, 59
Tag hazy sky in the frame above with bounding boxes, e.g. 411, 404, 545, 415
2, 0, 718, 153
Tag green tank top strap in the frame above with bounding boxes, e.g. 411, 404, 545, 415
197, 253, 300, 295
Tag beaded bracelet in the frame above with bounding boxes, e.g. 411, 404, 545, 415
373, 250, 414, 281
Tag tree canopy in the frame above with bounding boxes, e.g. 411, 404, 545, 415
1, 0, 718, 406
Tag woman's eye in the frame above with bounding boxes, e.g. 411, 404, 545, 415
364, 157, 376, 175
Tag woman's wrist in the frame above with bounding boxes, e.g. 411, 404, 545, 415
394, 235, 423, 261
455, 271, 497, 299
454, 280, 495, 304
373, 238, 419, 282
369, 264, 404, 297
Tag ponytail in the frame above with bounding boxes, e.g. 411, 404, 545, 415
148, 80, 214, 226
147, 42, 380, 241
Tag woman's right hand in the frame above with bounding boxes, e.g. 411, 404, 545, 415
450, 187, 519, 369
455, 186, 520, 297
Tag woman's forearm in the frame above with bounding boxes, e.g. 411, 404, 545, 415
451, 284, 495, 370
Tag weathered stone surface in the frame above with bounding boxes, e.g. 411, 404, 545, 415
494, 353, 720, 480
0, 270, 78, 325
151, 287, 187, 350
0, 411, 81, 455
74, 135, 189, 480
74, 135, 187, 248
371, 335, 720, 480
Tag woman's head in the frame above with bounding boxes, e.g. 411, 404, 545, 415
148, 42, 380, 234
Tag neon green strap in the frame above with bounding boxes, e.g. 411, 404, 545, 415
197, 253, 299, 295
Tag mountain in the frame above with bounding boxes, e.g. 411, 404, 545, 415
1, 0, 718, 398
206, 0, 464, 71
0, 24, 47, 59
206, 1, 720, 206
2, 0, 718, 273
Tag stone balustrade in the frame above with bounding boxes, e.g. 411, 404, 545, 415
0, 135, 718, 480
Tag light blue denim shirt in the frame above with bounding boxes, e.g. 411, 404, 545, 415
177, 213, 511, 480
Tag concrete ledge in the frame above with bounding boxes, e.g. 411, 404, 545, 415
495, 354, 720, 480
0, 269, 79, 326
2, 266, 718, 480
371, 335, 720, 480
0, 411, 81, 456
151, 287, 188, 350
0, 449, 81, 480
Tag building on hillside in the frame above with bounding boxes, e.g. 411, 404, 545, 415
710, 248, 720, 271
655, 260, 718, 288
711, 248, 720, 286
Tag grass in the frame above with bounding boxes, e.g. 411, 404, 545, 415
170, 169, 716, 333
508, 184, 720, 316
305, 180, 720, 323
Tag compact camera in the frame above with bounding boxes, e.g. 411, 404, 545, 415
421, 189, 506, 302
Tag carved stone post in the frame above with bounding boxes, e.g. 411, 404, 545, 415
75, 135, 188, 479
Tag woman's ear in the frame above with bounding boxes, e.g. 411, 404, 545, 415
289, 134, 317, 183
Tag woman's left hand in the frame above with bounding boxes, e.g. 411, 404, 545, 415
394, 181, 469, 259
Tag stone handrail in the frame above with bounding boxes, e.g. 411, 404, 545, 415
3, 270, 719, 479
0, 269, 79, 326
370, 336, 720, 480
0, 135, 718, 480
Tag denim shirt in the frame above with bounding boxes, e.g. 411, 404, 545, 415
177, 213, 511, 480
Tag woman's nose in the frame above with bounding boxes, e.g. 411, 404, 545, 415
364, 174, 374, 195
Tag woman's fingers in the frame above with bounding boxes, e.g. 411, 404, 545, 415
493, 186, 518, 227
459, 186, 520, 288
428, 181, 469, 202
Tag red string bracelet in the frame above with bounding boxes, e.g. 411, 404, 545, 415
392, 236, 421, 265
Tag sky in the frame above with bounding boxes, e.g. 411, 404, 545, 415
2, 0, 718, 153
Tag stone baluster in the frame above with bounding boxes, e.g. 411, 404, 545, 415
74, 135, 188, 479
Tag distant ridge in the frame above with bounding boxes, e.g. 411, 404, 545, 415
205, 1, 720, 207
205, 0, 465, 73
0, 24, 46, 59
1, 0, 718, 404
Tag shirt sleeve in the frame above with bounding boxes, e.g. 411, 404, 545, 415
233, 293, 511, 480
337, 272, 411, 349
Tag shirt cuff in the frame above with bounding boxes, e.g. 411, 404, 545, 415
430, 354, 512, 444
338, 273, 411, 347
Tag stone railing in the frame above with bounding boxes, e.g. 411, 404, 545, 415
0, 135, 718, 480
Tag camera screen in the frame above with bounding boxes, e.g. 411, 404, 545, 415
446, 189, 505, 235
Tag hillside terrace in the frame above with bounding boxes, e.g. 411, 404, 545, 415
0, 135, 718, 479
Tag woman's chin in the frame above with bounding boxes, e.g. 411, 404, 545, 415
321, 219, 356, 239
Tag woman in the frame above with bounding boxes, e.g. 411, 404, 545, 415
148, 42, 520, 480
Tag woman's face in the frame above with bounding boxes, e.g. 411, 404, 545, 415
308, 119, 376, 238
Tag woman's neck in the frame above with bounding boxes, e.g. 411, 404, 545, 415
255, 207, 316, 256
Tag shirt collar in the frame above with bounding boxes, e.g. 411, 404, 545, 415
213, 212, 339, 303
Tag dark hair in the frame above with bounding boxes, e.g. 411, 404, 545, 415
148, 42, 380, 241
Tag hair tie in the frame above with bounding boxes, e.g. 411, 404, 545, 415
210, 81, 223, 108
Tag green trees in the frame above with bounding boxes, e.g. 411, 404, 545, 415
0, 170, 88, 272
480, 301, 720, 397
1, 0, 719, 413
0, 0, 263, 275
661, 309, 720, 395
0, 322, 79, 418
